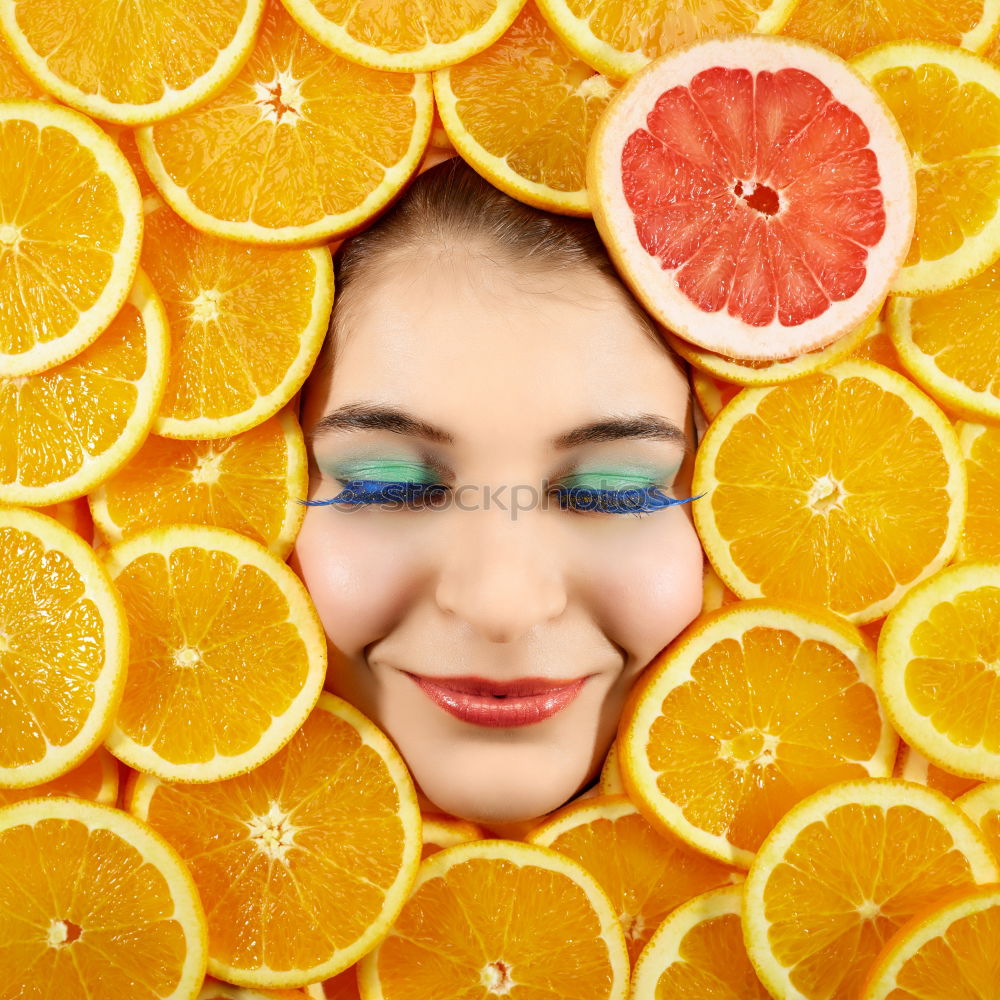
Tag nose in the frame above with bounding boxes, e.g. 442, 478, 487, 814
434, 503, 567, 643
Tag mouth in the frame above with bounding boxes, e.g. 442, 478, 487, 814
404, 673, 589, 728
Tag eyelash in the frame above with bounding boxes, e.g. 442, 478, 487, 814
299, 480, 704, 517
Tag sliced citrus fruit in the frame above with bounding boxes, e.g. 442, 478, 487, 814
428, 106, 452, 150
103, 523, 326, 782
36, 498, 94, 543
958, 421, 1000, 561
693, 360, 966, 623
783, 0, 1000, 60
101, 122, 161, 202
692, 370, 738, 422
861, 883, 1000, 1000
0, 745, 117, 807
743, 778, 1000, 1000
956, 783, 1000, 862
421, 813, 486, 860
0, 101, 142, 377
851, 307, 905, 373
599, 739, 624, 795
0, 507, 127, 788
199, 977, 308, 999
137, 0, 432, 246
538, 0, 798, 81
356, 838, 629, 1000
878, 561, 1000, 782
140, 202, 332, 439
701, 561, 739, 613
0, 796, 206, 997
89, 407, 307, 559
0, 0, 266, 124
888, 263, 1000, 422
895, 743, 980, 800
1, 272, 169, 506
588, 35, 915, 360
854, 41, 1000, 296
434, 2, 615, 215
667, 310, 877, 387
526, 793, 740, 964
303, 969, 360, 999
128, 693, 422, 988
630, 884, 770, 999
619, 600, 897, 867
281, 0, 526, 72
0, 28, 46, 98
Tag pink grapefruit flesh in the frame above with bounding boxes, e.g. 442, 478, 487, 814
588, 36, 915, 360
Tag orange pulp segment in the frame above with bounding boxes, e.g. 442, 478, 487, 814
0, 746, 118, 807
956, 783, 1000, 863
895, 743, 981, 800
957, 421, 1000, 560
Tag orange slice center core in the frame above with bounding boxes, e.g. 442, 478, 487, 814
173, 646, 202, 669
807, 475, 845, 514
857, 899, 881, 921
190, 452, 223, 486
47, 919, 83, 947
0, 224, 19, 247
254, 74, 304, 126
190, 289, 222, 324
482, 959, 515, 995
246, 803, 298, 862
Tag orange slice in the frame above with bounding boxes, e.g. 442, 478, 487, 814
281, 0, 526, 72
667, 310, 877, 387
421, 813, 486, 860
89, 407, 307, 559
588, 35, 915, 360
0, 745, 117, 807
526, 793, 740, 964
0, 101, 142, 377
850, 308, 906, 373
878, 561, 1000, 782
692, 370, 739, 423
895, 743, 981, 801
888, 262, 1000, 422
137, 0, 433, 246
537, 0, 799, 80
428, 107, 453, 150
0, 28, 46, 99
0, 0, 266, 124
701, 561, 739, 613
854, 42, 1000, 296
140, 201, 332, 438
692, 360, 966, 623
743, 778, 1000, 1000
620, 600, 897, 867
0, 272, 169, 505
861, 884, 1000, 1000
958, 421, 1000, 561
104, 523, 326, 782
433, 1, 615, 215
128, 693, 422, 988
956, 783, 1000, 862
782, 0, 1000, 60
303, 969, 361, 999
198, 978, 308, 999
356, 838, 630, 1000
630, 885, 770, 999
0, 507, 127, 788
36, 498, 94, 543
0, 796, 207, 998
599, 739, 624, 795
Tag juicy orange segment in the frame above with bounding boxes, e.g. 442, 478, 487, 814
861, 884, 1000, 1000
743, 778, 1000, 1000
957, 421, 1000, 560
630, 885, 769, 999
620, 600, 897, 866
956, 783, 1000, 862
433, 2, 615, 215
0, 101, 142, 376
281, 0, 527, 72
421, 814, 486, 860
0, 746, 118, 807
0, 507, 127, 788
89, 408, 307, 559
854, 42, 1000, 295
692, 361, 966, 623
198, 977, 309, 999
137, 0, 433, 245
0, 30, 47, 99
303, 969, 361, 999
0, 272, 169, 505
692, 371, 739, 423
878, 561, 1000, 781
0, 0, 266, 124
599, 740, 624, 795
895, 743, 980, 800
356, 839, 630, 1000
537, 0, 800, 80
128, 693, 422, 988
526, 794, 740, 964
104, 524, 326, 782
35, 498, 94, 543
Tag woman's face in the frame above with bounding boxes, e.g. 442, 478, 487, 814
291, 247, 702, 826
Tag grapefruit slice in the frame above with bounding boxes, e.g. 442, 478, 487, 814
588, 35, 915, 360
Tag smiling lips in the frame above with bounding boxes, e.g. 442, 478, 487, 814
406, 673, 588, 727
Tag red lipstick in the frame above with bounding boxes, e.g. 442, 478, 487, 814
406, 674, 587, 727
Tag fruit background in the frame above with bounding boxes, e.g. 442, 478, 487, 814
2, 0, 1000, 998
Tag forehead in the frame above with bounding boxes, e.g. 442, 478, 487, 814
310, 253, 690, 442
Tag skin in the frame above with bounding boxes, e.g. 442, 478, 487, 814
292, 245, 703, 827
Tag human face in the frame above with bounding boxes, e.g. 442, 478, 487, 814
291, 249, 703, 826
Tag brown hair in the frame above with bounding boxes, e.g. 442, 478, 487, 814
314, 156, 686, 376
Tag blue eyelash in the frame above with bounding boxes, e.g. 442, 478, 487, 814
299, 480, 704, 515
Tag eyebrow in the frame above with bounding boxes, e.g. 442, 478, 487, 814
309, 402, 690, 452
